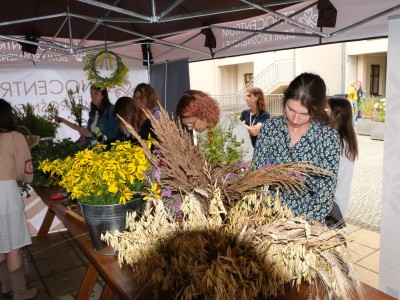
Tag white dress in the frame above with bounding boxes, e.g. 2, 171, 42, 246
0, 131, 33, 253
333, 147, 355, 218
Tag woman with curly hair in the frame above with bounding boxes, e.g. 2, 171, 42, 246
176, 90, 253, 162
240, 87, 270, 147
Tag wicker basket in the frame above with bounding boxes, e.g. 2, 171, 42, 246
18, 125, 40, 148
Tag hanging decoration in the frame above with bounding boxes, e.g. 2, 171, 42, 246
83, 50, 128, 90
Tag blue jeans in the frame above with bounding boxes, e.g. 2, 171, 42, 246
352, 100, 358, 125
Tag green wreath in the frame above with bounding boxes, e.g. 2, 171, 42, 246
83, 50, 129, 90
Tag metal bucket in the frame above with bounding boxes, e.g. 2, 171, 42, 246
79, 198, 144, 255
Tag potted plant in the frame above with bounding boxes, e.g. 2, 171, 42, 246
30, 139, 86, 188
39, 140, 152, 254
13, 103, 59, 140
357, 96, 375, 135
371, 97, 386, 141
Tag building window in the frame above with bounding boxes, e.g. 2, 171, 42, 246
244, 73, 254, 88
370, 65, 380, 96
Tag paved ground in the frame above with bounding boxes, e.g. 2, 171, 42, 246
345, 134, 384, 232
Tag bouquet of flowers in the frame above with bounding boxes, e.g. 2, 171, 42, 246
103, 109, 364, 299
39, 140, 151, 205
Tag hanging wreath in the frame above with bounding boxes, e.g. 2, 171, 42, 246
83, 50, 129, 90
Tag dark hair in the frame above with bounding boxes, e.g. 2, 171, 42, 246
328, 97, 358, 161
89, 85, 112, 115
134, 83, 160, 111
283, 73, 332, 126
247, 87, 267, 111
176, 90, 220, 126
114, 96, 148, 132
0, 99, 18, 132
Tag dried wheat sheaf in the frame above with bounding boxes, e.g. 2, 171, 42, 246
109, 107, 364, 299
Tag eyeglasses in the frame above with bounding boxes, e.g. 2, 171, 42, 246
181, 117, 198, 129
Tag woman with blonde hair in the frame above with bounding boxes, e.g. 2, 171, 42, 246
240, 87, 270, 146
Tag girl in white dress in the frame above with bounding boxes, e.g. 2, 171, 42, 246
0, 98, 37, 299
327, 97, 359, 227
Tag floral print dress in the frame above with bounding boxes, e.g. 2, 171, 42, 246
253, 115, 340, 222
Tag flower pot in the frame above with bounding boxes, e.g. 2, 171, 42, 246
370, 121, 385, 141
80, 198, 145, 255
356, 118, 373, 136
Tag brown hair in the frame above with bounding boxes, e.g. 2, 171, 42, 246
328, 97, 358, 161
283, 72, 333, 127
114, 96, 148, 132
89, 85, 112, 115
134, 83, 160, 111
247, 87, 267, 111
176, 90, 220, 126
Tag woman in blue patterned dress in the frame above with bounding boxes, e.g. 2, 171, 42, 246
253, 73, 340, 222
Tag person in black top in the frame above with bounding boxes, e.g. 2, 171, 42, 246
240, 87, 270, 147
113, 96, 154, 144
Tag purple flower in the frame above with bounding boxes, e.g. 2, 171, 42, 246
153, 168, 161, 182
161, 189, 172, 198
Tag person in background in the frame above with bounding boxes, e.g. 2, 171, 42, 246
176, 90, 253, 162
0, 99, 37, 299
113, 96, 154, 143
133, 83, 161, 121
356, 80, 365, 102
57, 85, 118, 147
253, 73, 340, 222
347, 80, 359, 126
240, 87, 270, 147
325, 97, 358, 227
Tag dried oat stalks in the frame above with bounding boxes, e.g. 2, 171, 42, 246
108, 107, 364, 299
118, 106, 332, 212
103, 189, 364, 300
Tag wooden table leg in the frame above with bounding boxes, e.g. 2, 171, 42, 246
76, 263, 99, 300
36, 208, 55, 239
99, 283, 115, 300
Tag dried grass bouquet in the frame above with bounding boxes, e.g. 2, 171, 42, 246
103, 108, 364, 300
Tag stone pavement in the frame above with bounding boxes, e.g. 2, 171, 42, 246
345, 134, 384, 232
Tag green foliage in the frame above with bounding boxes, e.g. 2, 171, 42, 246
358, 96, 375, 119
83, 50, 129, 90
31, 139, 86, 187
197, 123, 244, 165
373, 98, 386, 122
13, 103, 59, 138
65, 86, 88, 127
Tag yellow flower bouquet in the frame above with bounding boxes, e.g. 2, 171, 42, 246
39, 140, 151, 205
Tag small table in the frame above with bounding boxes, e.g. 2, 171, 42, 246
34, 186, 397, 300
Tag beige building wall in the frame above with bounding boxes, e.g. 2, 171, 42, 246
189, 39, 388, 100
295, 43, 344, 95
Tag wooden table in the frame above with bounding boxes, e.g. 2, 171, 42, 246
34, 186, 396, 300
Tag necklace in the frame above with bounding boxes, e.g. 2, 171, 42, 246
249, 112, 259, 126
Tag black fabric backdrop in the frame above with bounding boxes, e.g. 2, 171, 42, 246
150, 59, 190, 116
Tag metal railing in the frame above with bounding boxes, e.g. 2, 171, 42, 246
212, 94, 283, 117
211, 58, 293, 116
